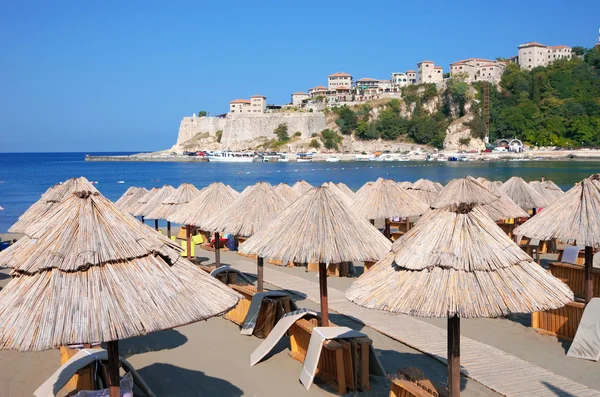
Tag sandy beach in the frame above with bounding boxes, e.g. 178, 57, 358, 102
1, 239, 598, 396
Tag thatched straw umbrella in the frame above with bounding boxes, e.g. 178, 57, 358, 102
9, 177, 99, 234
515, 175, 600, 302
353, 178, 428, 237
407, 179, 440, 206
130, 187, 159, 222
346, 202, 573, 396
433, 177, 529, 222
292, 180, 312, 195
200, 182, 289, 292
0, 189, 239, 397
275, 183, 301, 204
529, 180, 564, 204
134, 185, 175, 231
355, 181, 374, 196
501, 176, 549, 213
115, 187, 147, 211
146, 183, 201, 239
397, 181, 413, 189
241, 186, 391, 326
168, 182, 240, 262
336, 182, 355, 198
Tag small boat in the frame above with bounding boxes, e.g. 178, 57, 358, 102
325, 156, 341, 162
296, 153, 313, 162
117, 181, 125, 184
355, 154, 374, 161
206, 150, 258, 163
279, 155, 289, 162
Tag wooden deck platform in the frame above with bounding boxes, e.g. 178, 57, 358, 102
229, 259, 600, 397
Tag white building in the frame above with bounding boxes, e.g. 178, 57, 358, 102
230, 95, 266, 113
291, 92, 309, 106
417, 61, 443, 84
355, 77, 379, 90
391, 72, 409, 88
450, 58, 506, 83
308, 85, 328, 97
406, 70, 417, 84
328, 72, 353, 90
517, 42, 572, 69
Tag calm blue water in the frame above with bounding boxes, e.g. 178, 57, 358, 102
0, 152, 598, 233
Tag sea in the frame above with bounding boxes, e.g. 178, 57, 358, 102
0, 152, 598, 233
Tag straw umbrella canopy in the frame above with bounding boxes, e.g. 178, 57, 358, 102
515, 175, 600, 302
407, 179, 440, 206
146, 183, 201, 239
241, 186, 392, 326
501, 176, 550, 212
346, 202, 573, 396
530, 180, 564, 203
397, 181, 413, 189
275, 183, 301, 204
323, 182, 353, 207
129, 187, 159, 218
353, 178, 428, 236
168, 182, 240, 262
336, 182, 355, 198
0, 189, 239, 396
134, 185, 175, 230
292, 180, 313, 195
356, 181, 374, 196
433, 177, 529, 222
115, 187, 147, 211
200, 182, 289, 292
9, 177, 99, 234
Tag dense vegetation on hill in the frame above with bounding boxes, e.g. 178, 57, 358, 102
479, 47, 600, 146
330, 46, 600, 148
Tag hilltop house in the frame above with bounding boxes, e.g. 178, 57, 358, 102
517, 42, 572, 69
417, 61, 443, 84
450, 58, 506, 83
291, 92, 309, 106
328, 72, 353, 90
229, 95, 266, 113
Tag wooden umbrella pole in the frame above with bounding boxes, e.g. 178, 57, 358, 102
384, 218, 390, 239
532, 207, 537, 216
107, 340, 120, 397
154, 219, 158, 231
370, 219, 375, 226
215, 232, 221, 267
405, 217, 410, 232
585, 246, 594, 303
319, 262, 329, 327
141, 216, 145, 224
448, 316, 460, 397
257, 256, 264, 292
186, 225, 191, 260
167, 221, 171, 238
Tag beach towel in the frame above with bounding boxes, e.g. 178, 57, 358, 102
250, 308, 318, 366
567, 298, 600, 362
562, 246, 584, 264
240, 291, 295, 336
593, 252, 600, 269
299, 326, 386, 390
209, 265, 254, 284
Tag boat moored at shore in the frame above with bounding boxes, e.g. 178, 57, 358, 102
206, 151, 259, 162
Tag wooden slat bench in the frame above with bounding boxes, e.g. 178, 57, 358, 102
224, 284, 294, 338
532, 301, 586, 340
549, 261, 600, 298
389, 379, 438, 397
288, 317, 371, 394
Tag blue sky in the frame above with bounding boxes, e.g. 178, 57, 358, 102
1, 0, 598, 152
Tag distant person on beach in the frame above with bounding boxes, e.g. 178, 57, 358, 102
541, 176, 545, 182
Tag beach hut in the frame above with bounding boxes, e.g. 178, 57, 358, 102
346, 201, 573, 396
434, 177, 529, 222
0, 189, 239, 396
292, 180, 312, 195
168, 182, 240, 262
274, 183, 301, 204
336, 182, 355, 198
146, 183, 201, 238
407, 179, 440, 206
240, 186, 391, 326
114, 186, 147, 211
515, 175, 600, 303
9, 177, 99, 234
134, 185, 175, 231
353, 178, 428, 237
501, 176, 549, 213
200, 182, 289, 292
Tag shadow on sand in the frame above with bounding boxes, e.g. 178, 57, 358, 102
136, 363, 243, 397
119, 329, 188, 359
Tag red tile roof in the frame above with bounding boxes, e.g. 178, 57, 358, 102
328, 72, 351, 77
519, 42, 546, 48
310, 86, 327, 91
230, 99, 251, 104
434, 66, 443, 69
450, 58, 493, 65
357, 77, 379, 82
250, 95, 266, 98
406, 70, 416, 73
418, 60, 434, 64
292, 92, 308, 95
548, 45, 570, 50
336, 86, 351, 90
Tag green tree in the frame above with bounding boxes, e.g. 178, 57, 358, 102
198, 110, 208, 117
274, 123, 289, 141
309, 139, 321, 149
458, 137, 471, 149
334, 106, 358, 134
216, 130, 223, 143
